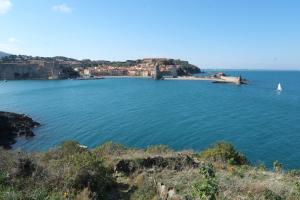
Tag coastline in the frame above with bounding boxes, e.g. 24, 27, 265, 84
101, 75, 152, 79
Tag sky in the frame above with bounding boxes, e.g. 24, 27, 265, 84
0, 0, 300, 69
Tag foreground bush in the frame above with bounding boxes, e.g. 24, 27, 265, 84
145, 144, 174, 154
192, 163, 219, 200
199, 142, 249, 165
1, 140, 299, 200
0, 141, 115, 200
93, 141, 127, 158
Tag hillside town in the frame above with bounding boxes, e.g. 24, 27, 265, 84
0, 55, 200, 80
76, 58, 180, 78
0, 54, 247, 84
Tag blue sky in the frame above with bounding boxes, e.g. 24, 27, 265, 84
0, 0, 300, 69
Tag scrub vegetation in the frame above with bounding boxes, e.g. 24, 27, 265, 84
1, 141, 300, 200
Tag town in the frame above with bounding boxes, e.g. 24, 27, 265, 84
76, 58, 183, 79
0, 54, 200, 80
0, 54, 246, 84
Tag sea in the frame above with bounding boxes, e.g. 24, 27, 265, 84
0, 70, 299, 168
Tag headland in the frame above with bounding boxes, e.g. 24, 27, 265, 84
0, 54, 246, 85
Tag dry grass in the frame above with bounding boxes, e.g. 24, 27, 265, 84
104, 146, 300, 200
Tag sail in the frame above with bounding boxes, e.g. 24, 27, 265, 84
277, 83, 282, 91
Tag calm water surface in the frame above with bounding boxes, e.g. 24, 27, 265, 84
1, 71, 299, 168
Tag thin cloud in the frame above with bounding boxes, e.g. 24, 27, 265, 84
8, 37, 18, 43
52, 3, 72, 13
0, 38, 22, 54
0, 0, 12, 15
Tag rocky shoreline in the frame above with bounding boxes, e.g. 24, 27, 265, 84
0, 111, 40, 149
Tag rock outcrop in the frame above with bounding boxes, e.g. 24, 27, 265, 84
0, 111, 40, 149
114, 155, 199, 175
157, 182, 186, 200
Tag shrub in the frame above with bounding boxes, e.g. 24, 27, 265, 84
273, 160, 283, 173
145, 144, 174, 154
199, 142, 249, 165
131, 176, 157, 200
93, 141, 126, 157
2, 140, 115, 199
0, 170, 8, 187
27, 188, 50, 200
199, 163, 216, 179
75, 188, 91, 200
1, 140, 116, 199
292, 181, 300, 197
59, 140, 86, 155
41, 140, 88, 163
257, 163, 267, 171
288, 169, 300, 177
192, 163, 219, 200
52, 150, 115, 199
73, 162, 114, 195
0, 188, 23, 200
228, 165, 247, 178
135, 173, 145, 187
47, 193, 64, 200
15, 157, 36, 177
263, 189, 282, 200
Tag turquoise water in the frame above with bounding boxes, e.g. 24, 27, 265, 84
0, 71, 300, 168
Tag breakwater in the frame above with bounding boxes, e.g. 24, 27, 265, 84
164, 75, 246, 84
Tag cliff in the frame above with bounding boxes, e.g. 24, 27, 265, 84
0, 111, 40, 149
0, 63, 79, 80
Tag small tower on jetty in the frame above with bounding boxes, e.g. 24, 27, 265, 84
237, 76, 242, 85
153, 64, 162, 80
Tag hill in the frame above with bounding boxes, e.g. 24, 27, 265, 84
0, 54, 80, 80
0, 51, 10, 58
0, 140, 298, 200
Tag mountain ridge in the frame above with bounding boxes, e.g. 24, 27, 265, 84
0, 51, 10, 58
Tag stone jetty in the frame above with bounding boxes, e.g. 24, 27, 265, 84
164, 74, 247, 85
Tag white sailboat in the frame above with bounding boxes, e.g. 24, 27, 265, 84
277, 83, 282, 92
